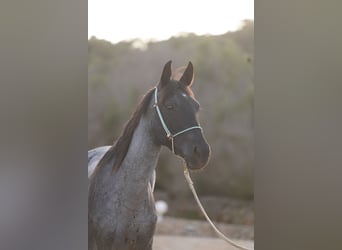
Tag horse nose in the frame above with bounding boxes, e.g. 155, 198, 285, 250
183, 141, 210, 170
193, 142, 210, 159
194, 145, 199, 155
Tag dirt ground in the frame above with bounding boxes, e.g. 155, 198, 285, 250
154, 190, 254, 249
153, 217, 254, 250
154, 235, 254, 250
155, 217, 253, 240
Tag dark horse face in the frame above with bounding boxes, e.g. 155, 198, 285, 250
153, 61, 210, 170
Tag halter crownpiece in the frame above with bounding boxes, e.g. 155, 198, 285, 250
153, 87, 202, 153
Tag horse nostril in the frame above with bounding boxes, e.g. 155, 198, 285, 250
194, 145, 199, 155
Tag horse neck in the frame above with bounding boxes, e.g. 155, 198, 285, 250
119, 106, 161, 185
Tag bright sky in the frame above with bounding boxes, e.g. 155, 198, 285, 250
88, 0, 254, 43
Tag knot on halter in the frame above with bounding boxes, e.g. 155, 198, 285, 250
153, 87, 202, 153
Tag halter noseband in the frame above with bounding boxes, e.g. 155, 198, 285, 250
153, 87, 202, 153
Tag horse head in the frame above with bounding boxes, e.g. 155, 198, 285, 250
152, 60, 210, 170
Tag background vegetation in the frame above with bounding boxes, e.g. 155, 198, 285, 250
88, 20, 254, 201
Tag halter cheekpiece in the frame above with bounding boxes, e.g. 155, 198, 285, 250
153, 87, 202, 153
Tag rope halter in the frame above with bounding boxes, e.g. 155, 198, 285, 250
153, 87, 202, 153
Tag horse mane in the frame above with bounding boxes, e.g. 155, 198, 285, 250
92, 88, 155, 177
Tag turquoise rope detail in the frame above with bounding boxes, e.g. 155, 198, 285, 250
154, 88, 172, 137
173, 126, 202, 138
154, 87, 202, 139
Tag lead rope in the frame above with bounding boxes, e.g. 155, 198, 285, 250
170, 136, 175, 154
183, 162, 254, 250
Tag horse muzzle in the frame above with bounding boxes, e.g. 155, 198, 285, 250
181, 141, 210, 170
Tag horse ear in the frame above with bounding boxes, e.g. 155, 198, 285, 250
159, 60, 172, 89
179, 61, 194, 86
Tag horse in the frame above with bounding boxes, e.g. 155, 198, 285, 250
88, 61, 210, 250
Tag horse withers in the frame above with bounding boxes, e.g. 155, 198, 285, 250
88, 61, 210, 250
